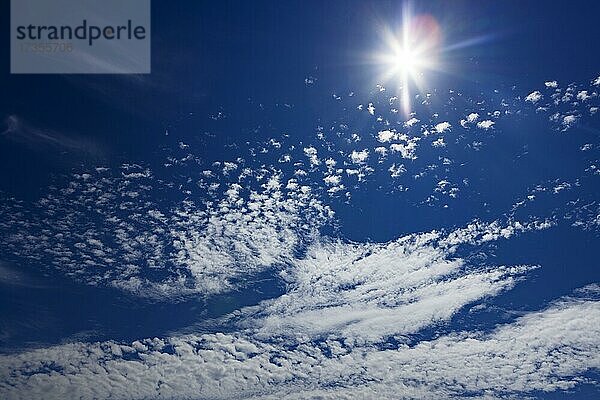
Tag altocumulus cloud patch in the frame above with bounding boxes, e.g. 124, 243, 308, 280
0, 286, 598, 399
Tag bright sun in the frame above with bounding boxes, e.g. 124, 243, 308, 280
392, 48, 420, 75
373, 7, 442, 116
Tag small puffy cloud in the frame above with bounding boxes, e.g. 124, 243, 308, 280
525, 91, 543, 104
544, 81, 558, 88
436, 179, 450, 191
374, 146, 387, 158
467, 113, 479, 123
390, 141, 418, 160
476, 120, 495, 130
388, 163, 405, 177
285, 179, 299, 190
404, 117, 420, 127
222, 162, 238, 174
325, 158, 337, 168
323, 175, 341, 186
345, 169, 363, 180
304, 76, 316, 85
377, 130, 396, 143
303, 146, 317, 156
434, 122, 451, 133
303, 146, 320, 166
461, 113, 479, 128
367, 103, 375, 115
327, 183, 345, 194
553, 181, 571, 194
350, 149, 369, 164
432, 137, 446, 147
576, 90, 591, 101
562, 115, 579, 128
592, 76, 600, 86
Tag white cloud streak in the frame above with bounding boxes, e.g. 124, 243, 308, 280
1, 289, 597, 400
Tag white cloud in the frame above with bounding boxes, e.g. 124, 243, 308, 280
562, 115, 579, 129
544, 81, 558, 88
434, 122, 451, 133
0, 152, 595, 400
1, 286, 597, 400
250, 220, 546, 342
576, 90, 591, 101
367, 103, 375, 115
376, 130, 396, 143
525, 91, 543, 104
553, 181, 571, 194
404, 117, 420, 127
2, 76, 600, 400
0, 165, 334, 300
374, 146, 387, 158
222, 161, 238, 174
466, 113, 479, 123
303, 146, 320, 166
350, 149, 369, 164
476, 120, 495, 130
390, 141, 418, 160
432, 137, 446, 147
323, 175, 341, 186
388, 163, 405, 177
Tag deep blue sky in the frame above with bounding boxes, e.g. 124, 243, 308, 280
1, 3, 599, 397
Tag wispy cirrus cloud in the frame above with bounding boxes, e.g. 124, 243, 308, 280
243, 222, 545, 343
1, 115, 105, 157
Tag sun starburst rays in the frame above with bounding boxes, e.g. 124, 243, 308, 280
372, 7, 442, 116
